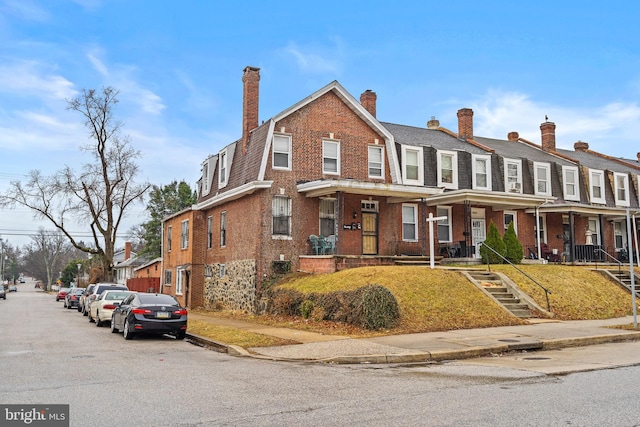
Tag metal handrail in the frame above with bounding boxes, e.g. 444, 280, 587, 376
594, 248, 622, 276
481, 242, 552, 312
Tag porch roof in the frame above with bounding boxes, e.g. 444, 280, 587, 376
422, 189, 555, 210
528, 203, 640, 219
297, 179, 444, 200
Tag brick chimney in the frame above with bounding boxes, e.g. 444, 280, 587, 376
574, 141, 589, 151
457, 108, 473, 140
124, 241, 131, 261
242, 66, 260, 155
507, 131, 519, 141
360, 90, 377, 118
637, 152, 640, 162
540, 121, 556, 152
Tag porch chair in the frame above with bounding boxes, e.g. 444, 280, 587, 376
309, 235, 322, 255
323, 235, 336, 255
541, 243, 561, 263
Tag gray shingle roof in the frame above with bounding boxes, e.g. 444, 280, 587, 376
475, 137, 575, 166
556, 149, 640, 174
381, 122, 488, 154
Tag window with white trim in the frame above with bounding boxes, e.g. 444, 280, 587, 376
504, 158, 522, 193
535, 214, 547, 244
589, 169, 606, 204
220, 211, 226, 247
322, 140, 340, 174
472, 154, 491, 190
504, 211, 517, 234
164, 270, 172, 285
167, 225, 172, 252
614, 172, 630, 206
368, 145, 384, 179
219, 150, 228, 187
272, 134, 291, 170
437, 206, 452, 243
402, 146, 423, 185
202, 163, 209, 193
181, 220, 189, 249
437, 150, 458, 189
614, 221, 626, 250
402, 204, 418, 241
587, 217, 600, 245
562, 166, 580, 201
319, 199, 336, 237
207, 216, 213, 249
534, 162, 552, 196
176, 267, 184, 295
272, 196, 291, 236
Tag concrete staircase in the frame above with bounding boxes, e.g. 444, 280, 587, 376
463, 271, 533, 319
604, 269, 640, 298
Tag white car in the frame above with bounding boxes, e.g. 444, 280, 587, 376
89, 290, 136, 327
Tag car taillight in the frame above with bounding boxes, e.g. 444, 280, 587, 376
132, 308, 152, 314
173, 309, 188, 316
103, 304, 117, 310
71, 295, 77, 300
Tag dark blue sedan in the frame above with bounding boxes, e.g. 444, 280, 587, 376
110, 293, 187, 340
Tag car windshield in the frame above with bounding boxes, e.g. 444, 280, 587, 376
71, 289, 84, 294
138, 294, 179, 306
59, 288, 70, 293
105, 291, 132, 300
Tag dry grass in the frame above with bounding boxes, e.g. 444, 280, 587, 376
190, 265, 639, 347
186, 319, 295, 348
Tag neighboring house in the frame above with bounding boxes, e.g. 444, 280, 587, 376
130, 257, 162, 293
162, 66, 640, 312
113, 242, 148, 285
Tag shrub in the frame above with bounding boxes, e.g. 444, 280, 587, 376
480, 220, 506, 264
357, 284, 400, 330
503, 221, 523, 264
267, 288, 304, 316
300, 300, 314, 319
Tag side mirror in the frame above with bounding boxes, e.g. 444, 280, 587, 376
113, 302, 120, 307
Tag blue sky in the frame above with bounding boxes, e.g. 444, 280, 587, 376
1, 0, 640, 248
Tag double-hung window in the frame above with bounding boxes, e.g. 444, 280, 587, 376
589, 169, 605, 204
272, 134, 291, 170
181, 220, 189, 249
207, 216, 213, 249
504, 211, 517, 234
534, 162, 551, 196
202, 163, 209, 194
167, 226, 172, 252
220, 211, 227, 247
219, 150, 228, 187
402, 204, 418, 241
272, 196, 291, 237
322, 140, 340, 174
319, 199, 336, 237
402, 146, 423, 185
368, 145, 384, 179
437, 206, 452, 243
164, 270, 172, 286
472, 154, 491, 190
614, 172, 629, 206
176, 267, 184, 295
504, 158, 522, 193
562, 166, 580, 201
437, 150, 458, 189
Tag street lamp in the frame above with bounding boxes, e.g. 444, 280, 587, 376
0, 237, 4, 286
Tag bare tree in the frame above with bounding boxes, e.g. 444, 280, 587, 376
0, 87, 150, 279
23, 229, 68, 290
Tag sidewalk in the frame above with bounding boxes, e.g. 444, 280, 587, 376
186, 313, 640, 364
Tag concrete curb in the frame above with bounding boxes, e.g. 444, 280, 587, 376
185, 331, 640, 365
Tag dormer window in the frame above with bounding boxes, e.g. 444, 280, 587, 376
614, 172, 629, 206
472, 154, 491, 190
202, 163, 209, 194
534, 162, 551, 196
402, 145, 423, 186
504, 158, 522, 193
589, 169, 605, 204
437, 150, 458, 189
562, 166, 580, 201
219, 150, 228, 187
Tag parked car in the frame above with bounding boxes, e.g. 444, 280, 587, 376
64, 288, 85, 309
83, 283, 128, 316
56, 287, 71, 301
79, 284, 96, 314
89, 290, 135, 326
111, 293, 188, 340
19, 277, 25, 284
8, 285, 17, 292
0, 287, 5, 300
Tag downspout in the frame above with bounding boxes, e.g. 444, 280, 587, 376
634, 213, 639, 268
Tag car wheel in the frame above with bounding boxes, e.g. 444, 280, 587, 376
88, 310, 94, 323
176, 331, 186, 340
63, 300, 67, 308
82, 305, 88, 316
123, 319, 133, 340
95, 314, 102, 327
110, 316, 119, 333
77, 305, 82, 312
66, 303, 72, 309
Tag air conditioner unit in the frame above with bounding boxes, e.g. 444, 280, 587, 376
509, 182, 521, 192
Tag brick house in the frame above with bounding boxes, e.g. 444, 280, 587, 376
161, 66, 640, 312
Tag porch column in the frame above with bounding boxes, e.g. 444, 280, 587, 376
569, 211, 575, 263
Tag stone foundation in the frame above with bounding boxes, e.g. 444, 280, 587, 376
204, 259, 256, 312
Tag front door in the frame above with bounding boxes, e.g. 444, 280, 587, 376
362, 212, 378, 255
472, 219, 486, 258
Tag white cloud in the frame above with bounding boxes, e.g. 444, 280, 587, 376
0, 60, 77, 100
282, 40, 344, 75
0, 0, 50, 22
460, 89, 640, 158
